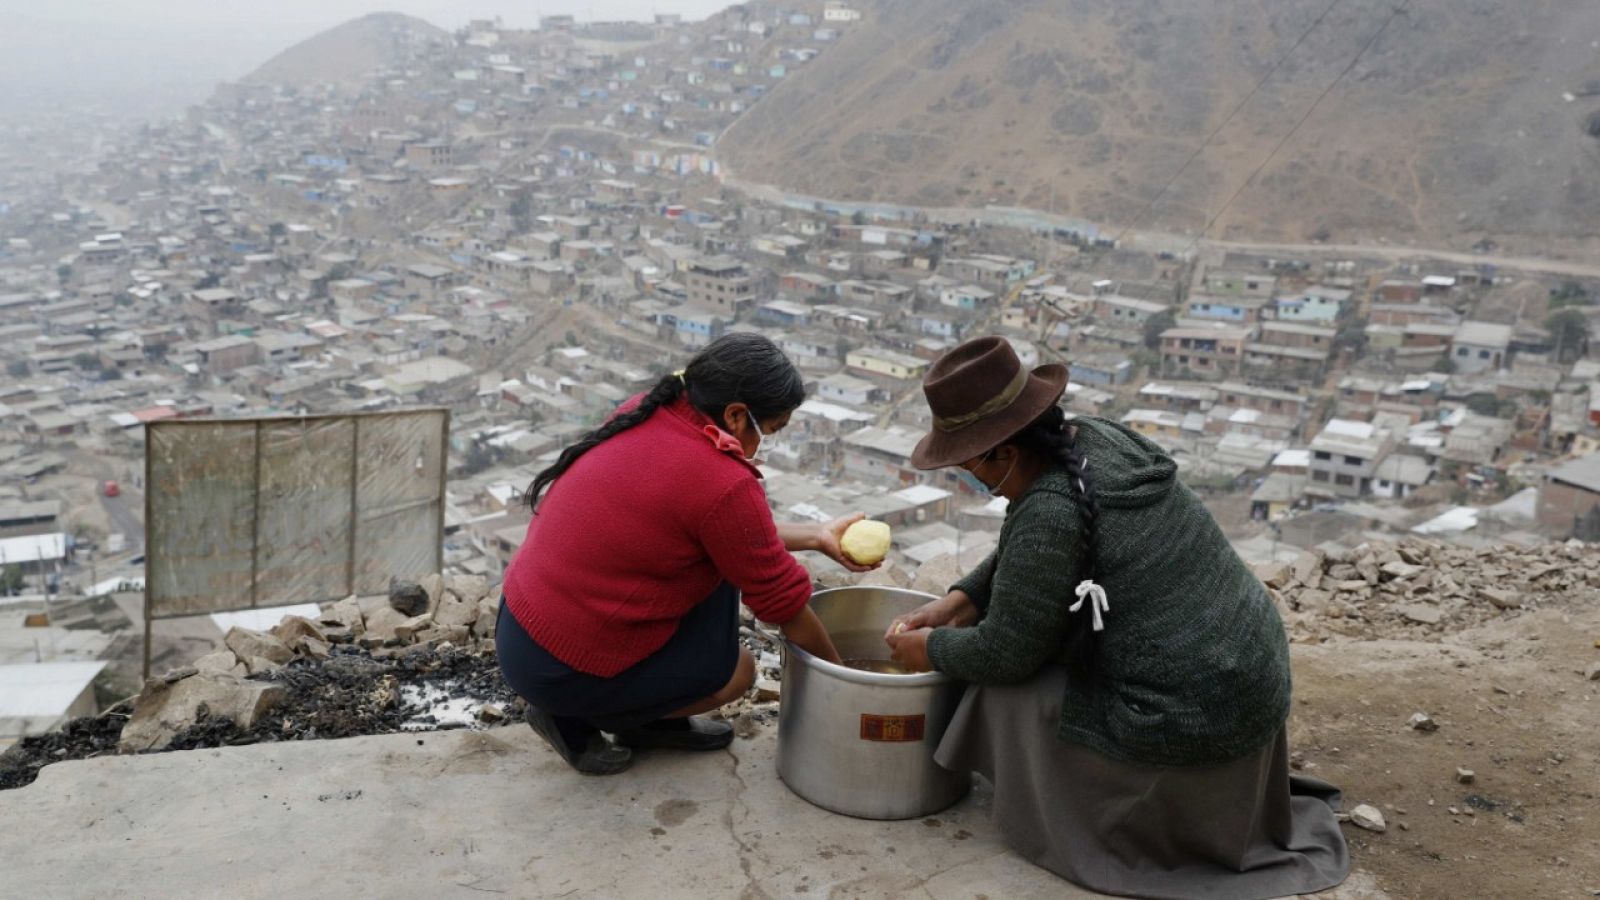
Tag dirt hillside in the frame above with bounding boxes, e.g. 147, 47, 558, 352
245, 12, 448, 88
720, 0, 1600, 246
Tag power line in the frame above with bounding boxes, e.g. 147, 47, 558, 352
1038, 0, 1413, 363
1031, 0, 1356, 341
1173, 1, 1412, 262
1091, 0, 1353, 254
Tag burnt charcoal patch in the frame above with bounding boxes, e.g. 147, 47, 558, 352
0, 644, 521, 792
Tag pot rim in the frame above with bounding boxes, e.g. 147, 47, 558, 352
782, 586, 956, 687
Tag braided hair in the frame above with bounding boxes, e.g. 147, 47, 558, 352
1012, 405, 1100, 579
523, 332, 806, 511
1009, 405, 1105, 679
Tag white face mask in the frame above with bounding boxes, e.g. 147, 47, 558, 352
748, 420, 772, 462
734, 411, 771, 462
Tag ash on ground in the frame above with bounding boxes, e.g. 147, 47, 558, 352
0, 644, 521, 791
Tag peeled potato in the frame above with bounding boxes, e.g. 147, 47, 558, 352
840, 520, 892, 566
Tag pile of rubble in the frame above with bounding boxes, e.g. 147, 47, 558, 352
0, 576, 517, 791
1254, 538, 1600, 643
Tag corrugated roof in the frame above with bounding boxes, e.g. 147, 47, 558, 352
1547, 453, 1600, 494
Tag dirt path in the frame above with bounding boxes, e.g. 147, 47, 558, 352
1288, 604, 1600, 898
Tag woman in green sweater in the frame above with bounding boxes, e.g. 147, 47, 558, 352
883, 336, 1349, 900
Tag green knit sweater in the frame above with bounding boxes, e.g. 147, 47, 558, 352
926, 417, 1292, 768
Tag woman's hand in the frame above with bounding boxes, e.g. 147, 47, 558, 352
884, 627, 933, 673
781, 607, 843, 665
814, 512, 881, 572
884, 590, 977, 641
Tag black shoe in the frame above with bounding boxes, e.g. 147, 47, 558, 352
617, 716, 734, 751
524, 706, 633, 775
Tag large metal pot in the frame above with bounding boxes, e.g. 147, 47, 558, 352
776, 586, 971, 820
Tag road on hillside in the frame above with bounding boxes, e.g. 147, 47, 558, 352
712, 163, 1600, 280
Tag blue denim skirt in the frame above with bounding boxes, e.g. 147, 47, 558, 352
495, 582, 741, 732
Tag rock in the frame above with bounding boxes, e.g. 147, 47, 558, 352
472, 596, 501, 640
1254, 561, 1293, 590
363, 606, 411, 642
433, 591, 480, 631
119, 674, 287, 752
393, 614, 436, 643
271, 615, 327, 646
731, 711, 762, 740
1356, 557, 1381, 585
1399, 604, 1443, 625
1332, 579, 1369, 592
1381, 561, 1424, 580
1292, 550, 1324, 586
912, 553, 965, 597
1585, 663, 1600, 682
388, 579, 430, 617
193, 649, 246, 677
242, 655, 284, 676
1295, 589, 1331, 615
319, 596, 365, 637
754, 677, 781, 703
856, 561, 913, 589
1479, 587, 1522, 610
446, 573, 491, 604
419, 572, 445, 612
290, 635, 332, 660
478, 704, 506, 724
413, 624, 470, 646
812, 567, 858, 590
1455, 768, 1475, 784
1349, 804, 1386, 833
1408, 712, 1439, 733
1327, 563, 1359, 581
162, 666, 198, 684
223, 627, 294, 667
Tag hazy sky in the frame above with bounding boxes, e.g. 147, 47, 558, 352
0, 1, 736, 119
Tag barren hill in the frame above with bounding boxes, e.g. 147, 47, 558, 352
720, 0, 1600, 246
244, 12, 447, 88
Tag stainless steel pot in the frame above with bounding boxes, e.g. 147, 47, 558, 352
776, 586, 971, 820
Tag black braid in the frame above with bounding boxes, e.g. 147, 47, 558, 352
524, 374, 683, 510
1016, 405, 1100, 578
523, 332, 806, 512
1012, 404, 1103, 680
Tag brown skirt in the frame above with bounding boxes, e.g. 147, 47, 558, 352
934, 666, 1350, 900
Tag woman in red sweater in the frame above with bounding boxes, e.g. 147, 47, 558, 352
498, 334, 859, 774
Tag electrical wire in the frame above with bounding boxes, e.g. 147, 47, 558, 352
1092, 0, 1355, 254
1037, 0, 1414, 361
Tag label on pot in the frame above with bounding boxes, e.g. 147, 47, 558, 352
859, 714, 926, 742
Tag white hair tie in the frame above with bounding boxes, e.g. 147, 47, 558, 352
1070, 580, 1109, 632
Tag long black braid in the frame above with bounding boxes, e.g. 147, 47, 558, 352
1014, 405, 1100, 579
523, 332, 806, 511
1012, 404, 1103, 680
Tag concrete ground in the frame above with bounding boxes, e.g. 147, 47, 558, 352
0, 726, 1388, 900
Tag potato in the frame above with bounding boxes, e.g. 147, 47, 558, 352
840, 520, 892, 566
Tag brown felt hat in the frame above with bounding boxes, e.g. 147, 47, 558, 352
911, 336, 1069, 470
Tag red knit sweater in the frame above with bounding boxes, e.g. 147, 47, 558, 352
503, 394, 812, 677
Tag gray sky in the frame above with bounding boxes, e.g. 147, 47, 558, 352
0, 1, 735, 119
